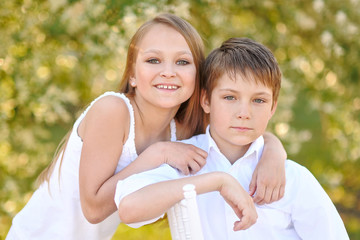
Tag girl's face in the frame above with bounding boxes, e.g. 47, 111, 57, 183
132, 23, 196, 110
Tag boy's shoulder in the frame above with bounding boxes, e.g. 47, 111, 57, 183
284, 160, 313, 183
284, 160, 313, 178
180, 133, 208, 151
283, 159, 324, 198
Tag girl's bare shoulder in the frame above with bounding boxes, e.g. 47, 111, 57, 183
79, 95, 131, 140
88, 95, 130, 119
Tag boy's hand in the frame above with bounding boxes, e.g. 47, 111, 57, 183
220, 174, 258, 230
161, 142, 208, 175
249, 159, 285, 204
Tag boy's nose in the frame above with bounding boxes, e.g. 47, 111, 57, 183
236, 103, 251, 119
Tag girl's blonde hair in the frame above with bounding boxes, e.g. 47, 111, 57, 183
119, 13, 206, 139
36, 130, 71, 186
37, 13, 206, 185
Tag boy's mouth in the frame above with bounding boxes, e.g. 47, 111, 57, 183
232, 127, 252, 131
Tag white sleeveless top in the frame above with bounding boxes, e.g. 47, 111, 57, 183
7, 92, 177, 240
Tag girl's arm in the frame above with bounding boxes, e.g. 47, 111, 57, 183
249, 132, 286, 204
78, 96, 129, 224
118, 172, 258, 231
78, 96, 207, 224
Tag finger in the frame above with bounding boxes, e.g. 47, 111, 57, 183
234, 220, 252, 231
248, 177, 257, 197
279, 184, 285, 199
262, 187, 273, 204
192, 154, 207, 170
252, 184, 265, 204
195, 146, 208, 159
248, 169, 258, 197
233, 211, 257, 231
256, 189, 269, 205
270, 186, 281, 202
188, 160, 201, 174
179, 165, 190, 175
233, 221, 243, 231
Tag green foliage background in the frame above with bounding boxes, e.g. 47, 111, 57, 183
1, 0, 359, 239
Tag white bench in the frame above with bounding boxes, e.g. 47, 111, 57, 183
167, 184, 204, 240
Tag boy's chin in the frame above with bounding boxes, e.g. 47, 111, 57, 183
234, 135, 260, 146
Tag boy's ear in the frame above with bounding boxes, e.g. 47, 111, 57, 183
270, 101, 278, 118
200, 90, 211, 114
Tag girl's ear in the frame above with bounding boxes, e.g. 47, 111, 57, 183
200, 90, 211, 114
130, 77, 137, 87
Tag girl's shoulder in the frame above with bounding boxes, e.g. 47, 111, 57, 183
79, 92, 132, 133
87, 92, 130, 120
77, 92, 133, 143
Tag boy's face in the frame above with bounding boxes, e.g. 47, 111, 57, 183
201, 73, 277, 161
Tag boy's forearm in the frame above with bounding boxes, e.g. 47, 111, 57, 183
118, 172, 226, 224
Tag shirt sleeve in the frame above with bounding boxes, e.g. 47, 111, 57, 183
289, 162, 349, 240
114, 164, 183, 228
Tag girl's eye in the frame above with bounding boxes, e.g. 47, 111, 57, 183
147, 58, 160, 64
254, 98, 265, 103
176, 60, 189, 65
224, 96, 235, 100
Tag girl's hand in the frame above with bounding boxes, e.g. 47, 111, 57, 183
144, 142, 207, 175
160, 142, 208, 175
249, 153, 285, 205
219, 174, 258, 230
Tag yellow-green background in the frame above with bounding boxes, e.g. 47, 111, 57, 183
1, 0, 359, 239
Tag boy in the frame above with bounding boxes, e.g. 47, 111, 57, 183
114, 38, 349, 239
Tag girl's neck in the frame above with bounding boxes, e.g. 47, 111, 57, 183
130, 96, 179, 154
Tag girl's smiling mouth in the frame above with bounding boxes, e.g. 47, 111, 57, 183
155, 84, 179, 90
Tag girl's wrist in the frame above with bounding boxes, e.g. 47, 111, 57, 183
152, 141, 169, 165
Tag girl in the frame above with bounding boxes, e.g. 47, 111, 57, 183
6, 14, 285, 240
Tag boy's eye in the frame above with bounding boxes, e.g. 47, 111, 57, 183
176, 60, 189, 65
254, 98, 265, 103
147, 58, 160, 64
224, 96, 235, 100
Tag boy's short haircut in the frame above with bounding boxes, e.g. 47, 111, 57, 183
201, 38, 282, 106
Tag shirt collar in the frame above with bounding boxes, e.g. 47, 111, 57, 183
205, 125, 264, 164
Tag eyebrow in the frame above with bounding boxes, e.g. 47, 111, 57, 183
218, 88, 272, 97
142, 49, 193, 56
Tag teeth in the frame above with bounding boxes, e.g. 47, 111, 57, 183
157, 85, 178, 89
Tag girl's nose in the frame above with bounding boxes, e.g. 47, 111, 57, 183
160, 64, 176, 78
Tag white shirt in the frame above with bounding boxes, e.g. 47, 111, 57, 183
115, 127, 349, 240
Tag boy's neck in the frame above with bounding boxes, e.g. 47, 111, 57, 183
208, 130, 252, 164
223, 144, 251, 165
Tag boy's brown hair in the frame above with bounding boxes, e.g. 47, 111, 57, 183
201, 37, 281, 108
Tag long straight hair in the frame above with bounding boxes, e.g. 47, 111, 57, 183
36, 130, 71, 186
37, 13, 206, 185
119, 13, 206, 139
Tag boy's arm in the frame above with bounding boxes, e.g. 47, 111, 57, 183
249, 132, 286, 204
117, 171, 257, 231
